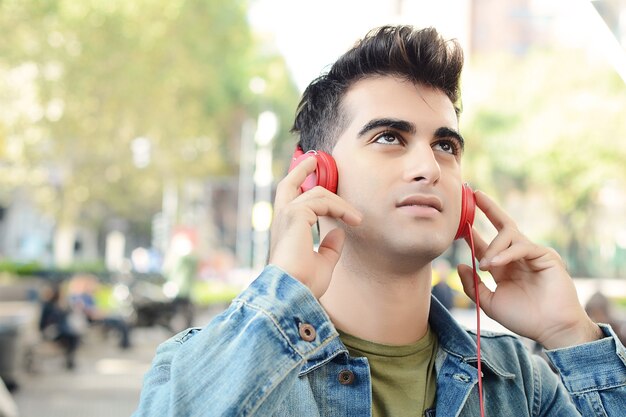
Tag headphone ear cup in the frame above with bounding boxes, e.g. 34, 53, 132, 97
454, 183, 476, 240
314, 151, 338, 194
288, 148, 338, 194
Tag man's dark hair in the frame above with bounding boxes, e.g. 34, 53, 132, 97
291, 25, 464, 152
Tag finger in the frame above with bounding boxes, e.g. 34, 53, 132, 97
474, 190, 518, 232
274, 156, 318, 213
476, 227, 517, 270
457, 264, 494, 313
292, 191, 362, 226
487, 242, 554, 271
465, 226, 489, 262
466, 226, 521, 276
317, 228, 346, 269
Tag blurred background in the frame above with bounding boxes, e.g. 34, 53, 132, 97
0, 0, 625, 416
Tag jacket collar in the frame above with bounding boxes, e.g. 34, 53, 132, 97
429, 295, 516, 379
300, 294, 517, 379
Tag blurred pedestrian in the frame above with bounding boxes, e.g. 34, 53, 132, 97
68, 274, 132, 349
38, 284, 82, 369
585, 291, 626, 344
163, 230, 199, 329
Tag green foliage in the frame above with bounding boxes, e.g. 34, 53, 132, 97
0, 259, 106, 279
462, 50, 626, 277
0, 260, 43, 276
0, 0, 299, 232
613, 296, 626, 309
191, 280, 241, 307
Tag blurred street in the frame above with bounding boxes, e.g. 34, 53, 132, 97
9, 307, 224, 417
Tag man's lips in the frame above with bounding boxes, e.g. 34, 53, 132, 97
396, 194, 443, 212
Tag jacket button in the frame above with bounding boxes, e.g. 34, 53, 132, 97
298, 323, 316, 342
453, 373, 471, 383
338, 370, 355, 385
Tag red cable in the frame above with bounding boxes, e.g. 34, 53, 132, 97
467, 225, 485, 417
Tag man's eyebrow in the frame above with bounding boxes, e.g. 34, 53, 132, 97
435, 127, 465, 151
357, 119, 465, 151
357, 118, 416, 137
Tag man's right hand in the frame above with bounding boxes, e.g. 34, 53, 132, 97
269, 155, 362, 298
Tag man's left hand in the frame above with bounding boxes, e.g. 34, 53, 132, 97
457, 190, 603, 350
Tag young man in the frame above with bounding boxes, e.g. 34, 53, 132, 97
133, 26, 626, 416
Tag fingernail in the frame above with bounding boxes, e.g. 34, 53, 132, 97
490, 255, 501, 264
479, 258, 488, 269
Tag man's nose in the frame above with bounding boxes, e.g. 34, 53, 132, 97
403, 142, 441, 184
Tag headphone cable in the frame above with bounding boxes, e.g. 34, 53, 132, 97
467, 224, 485, 417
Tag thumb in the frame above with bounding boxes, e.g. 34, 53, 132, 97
317, 228, 346, 269
457, 264, 494, 312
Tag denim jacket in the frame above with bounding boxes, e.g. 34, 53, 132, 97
134, 265, 626, 416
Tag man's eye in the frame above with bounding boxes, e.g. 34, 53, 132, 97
434, 140, 459, 155
374, 132, 401, 145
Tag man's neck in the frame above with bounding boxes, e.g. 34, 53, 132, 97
319, 250, 433, 346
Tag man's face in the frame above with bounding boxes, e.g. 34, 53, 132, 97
330, 76, 463, 265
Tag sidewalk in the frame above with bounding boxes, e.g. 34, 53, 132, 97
10, 308, 224, 417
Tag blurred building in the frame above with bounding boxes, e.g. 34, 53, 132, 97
469, 0, 539, 56
0, 188, 54, 263
468, 0, 626, 58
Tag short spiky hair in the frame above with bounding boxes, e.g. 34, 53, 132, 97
291, 25, 464, 152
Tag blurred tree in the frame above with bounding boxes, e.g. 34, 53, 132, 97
0, 0, 299, 265
462, 50, 626, 277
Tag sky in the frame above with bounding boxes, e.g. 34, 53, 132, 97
248, 0, 626, 91
247, 0, 471, 91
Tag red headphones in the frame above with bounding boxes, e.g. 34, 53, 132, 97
455, 183, 476, 240
289, 146, 475, 239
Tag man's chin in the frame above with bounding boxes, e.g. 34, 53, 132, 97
373, 238, 452, 268
345, 226, 454, 258
398, 244, 449, 264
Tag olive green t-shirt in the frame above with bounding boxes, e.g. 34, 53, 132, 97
338, 327, 438, 417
